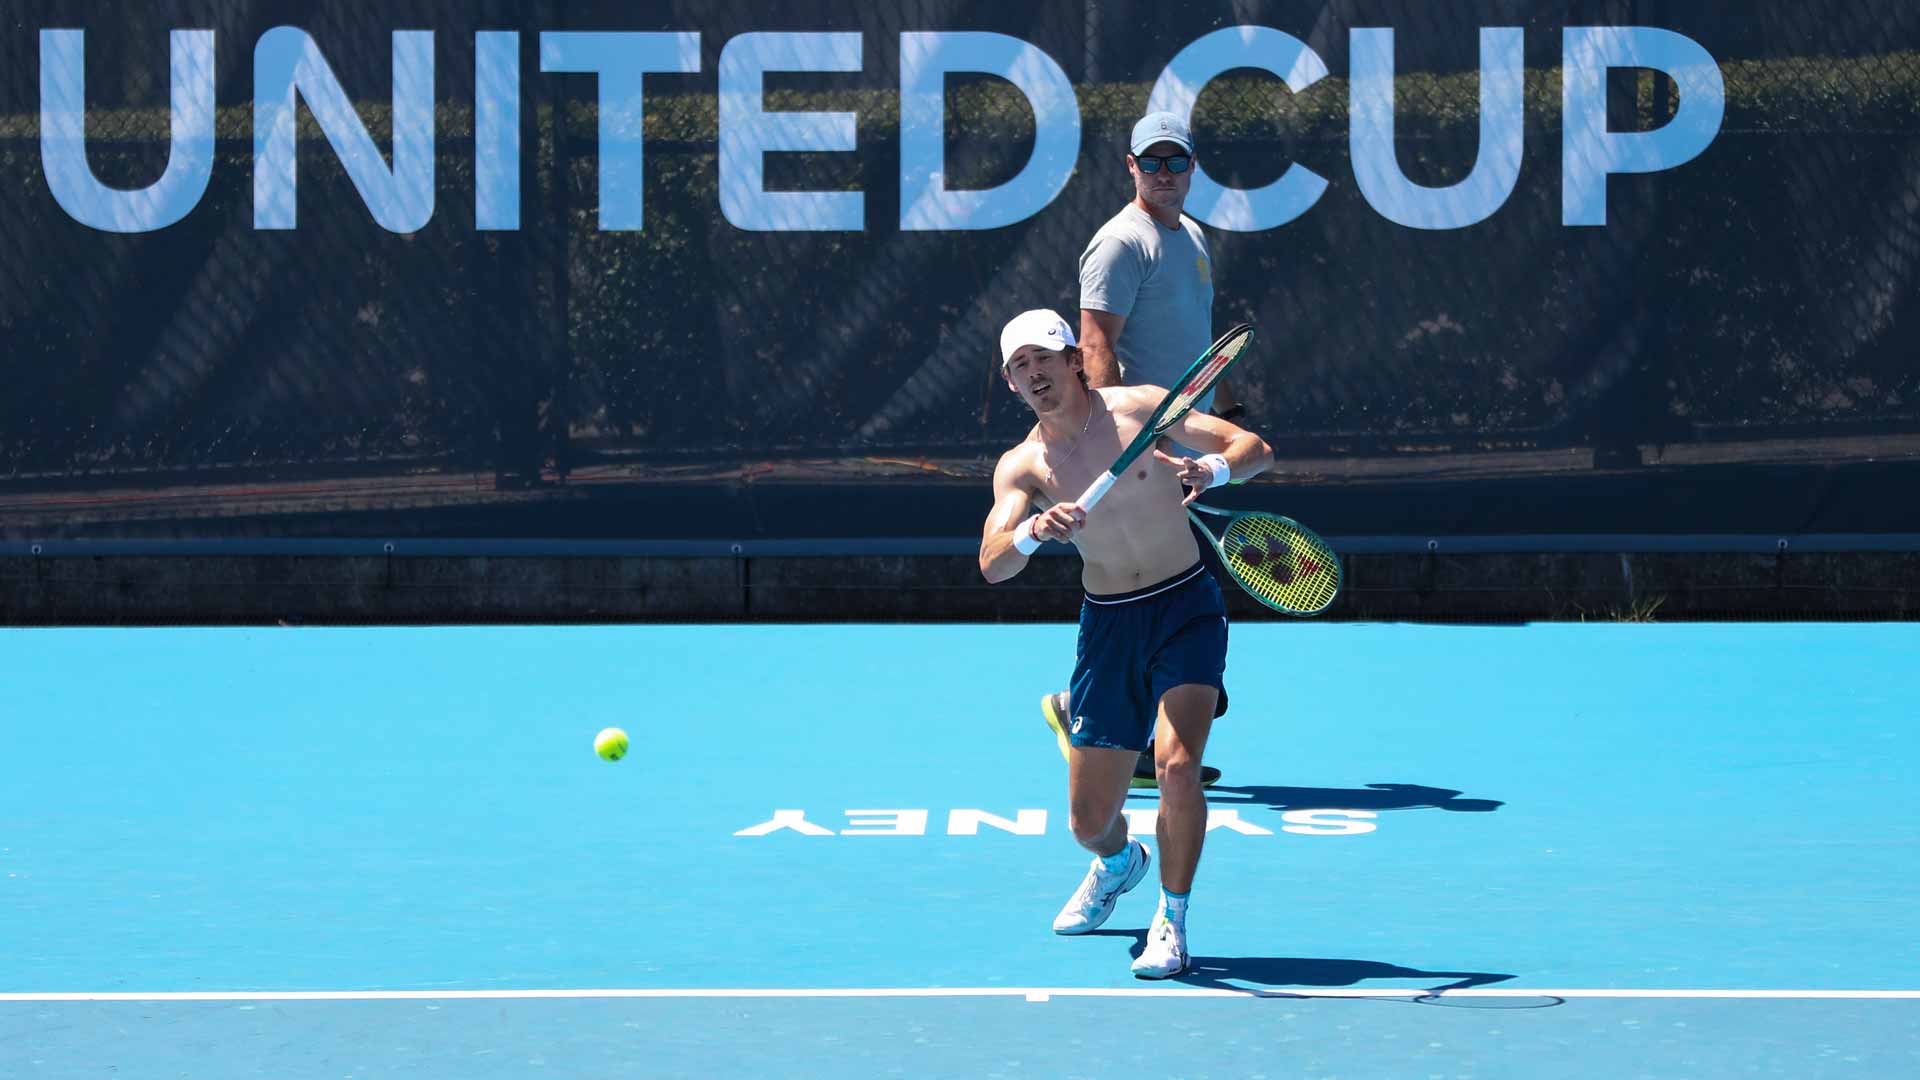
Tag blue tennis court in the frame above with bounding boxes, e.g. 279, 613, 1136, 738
3, 622, 1916, 1077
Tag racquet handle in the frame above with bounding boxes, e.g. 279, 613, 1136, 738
1076, 471, 1120, 512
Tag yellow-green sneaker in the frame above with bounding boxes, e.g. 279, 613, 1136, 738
1040, 691, 1073, 762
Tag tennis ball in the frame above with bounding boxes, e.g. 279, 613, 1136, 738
594, 727, 629, 762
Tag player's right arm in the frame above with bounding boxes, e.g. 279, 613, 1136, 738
980, 448, 1085, 583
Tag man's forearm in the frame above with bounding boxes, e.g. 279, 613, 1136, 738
979, 524, 1034, 584
1081, 342, 1124, 388
1221, 432, 1274, 482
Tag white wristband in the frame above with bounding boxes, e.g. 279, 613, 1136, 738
1012, 515, 1044, 555
1199, 454, 1232, 490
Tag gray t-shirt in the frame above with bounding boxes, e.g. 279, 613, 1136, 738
1078, 204, 1217, 412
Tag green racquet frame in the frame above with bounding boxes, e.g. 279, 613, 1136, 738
1074, 323, 1255, 512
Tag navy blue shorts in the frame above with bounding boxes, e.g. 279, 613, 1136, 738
1067, 563, 1230, 753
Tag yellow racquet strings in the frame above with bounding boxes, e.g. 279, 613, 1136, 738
1219, 513, 1341, 615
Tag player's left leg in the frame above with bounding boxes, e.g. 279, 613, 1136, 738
1132, 683, 1216, 978
1149, 683, 1216, 894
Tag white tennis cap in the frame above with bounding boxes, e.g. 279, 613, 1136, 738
1130, 111, 1193, 156
1000, 309, 1077, 368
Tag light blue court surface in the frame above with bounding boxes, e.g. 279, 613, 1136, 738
3, 623, 1917, 1078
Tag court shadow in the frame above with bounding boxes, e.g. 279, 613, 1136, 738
1131, 782, 1504, 814
1178, 955, 1516, 994
1088, 929, 1519, 998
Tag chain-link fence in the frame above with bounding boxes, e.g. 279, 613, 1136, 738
2, 1, 1917, 543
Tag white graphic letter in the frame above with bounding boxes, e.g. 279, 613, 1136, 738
42, 29, 215, 233
540, 32, 702, 231
1204, 809, 1276, 835
720, 32, 863, 231
1280, 810, 1379, 836
734, 809, 835, 837
899, 32, 1080, 231
1563, 27, 1725, 226
841, 809, 930, 836
1351, 28, 1524, 230
255, 28, 435, 232
1145, 27, 1330, 232
946, 808, 1048, 835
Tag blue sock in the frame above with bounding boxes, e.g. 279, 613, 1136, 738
1159, 888, 1190, 927
1099, 844, 1134, 876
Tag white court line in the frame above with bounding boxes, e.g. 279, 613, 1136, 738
2, 988, 1918, 1003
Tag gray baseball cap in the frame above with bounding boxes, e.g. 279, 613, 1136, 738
1129, 111, 1193, 156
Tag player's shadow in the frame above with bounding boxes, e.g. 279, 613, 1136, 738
1102, 784, 1525, 1003
1177, 954, 1516, 995
1088, 929, 1523, 999
1130, 782, 1504, 814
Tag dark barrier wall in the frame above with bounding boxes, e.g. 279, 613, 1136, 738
3, 1, 1919, 547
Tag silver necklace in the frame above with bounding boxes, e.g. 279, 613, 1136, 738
1044, 400, 1095, 483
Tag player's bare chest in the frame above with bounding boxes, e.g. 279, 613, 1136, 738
1034, 423, 1159, 507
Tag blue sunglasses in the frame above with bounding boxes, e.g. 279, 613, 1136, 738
1133, 153, 1192, 175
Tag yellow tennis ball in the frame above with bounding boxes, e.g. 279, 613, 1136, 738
594, 727, 629, 762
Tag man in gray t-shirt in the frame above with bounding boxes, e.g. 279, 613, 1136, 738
1039, 111, 1232, 791
1077, 111, 1238, 421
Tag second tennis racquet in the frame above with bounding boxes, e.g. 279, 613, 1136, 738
1188, 503, 1341, 616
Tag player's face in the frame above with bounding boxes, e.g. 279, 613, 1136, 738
1129, 140, 1194, 211
1004, 345, 1081, 414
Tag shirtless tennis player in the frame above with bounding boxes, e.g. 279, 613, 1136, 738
978, 309, 1273, 978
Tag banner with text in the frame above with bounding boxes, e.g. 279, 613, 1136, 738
4, 1, 1917, 545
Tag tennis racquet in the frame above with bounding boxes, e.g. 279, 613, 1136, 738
1188, 503, 1342, 616
1074, 323, 1255, 512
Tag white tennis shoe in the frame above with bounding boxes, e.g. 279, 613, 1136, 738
1130, 915, 1189, 979
1051, 839, 1151, 935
